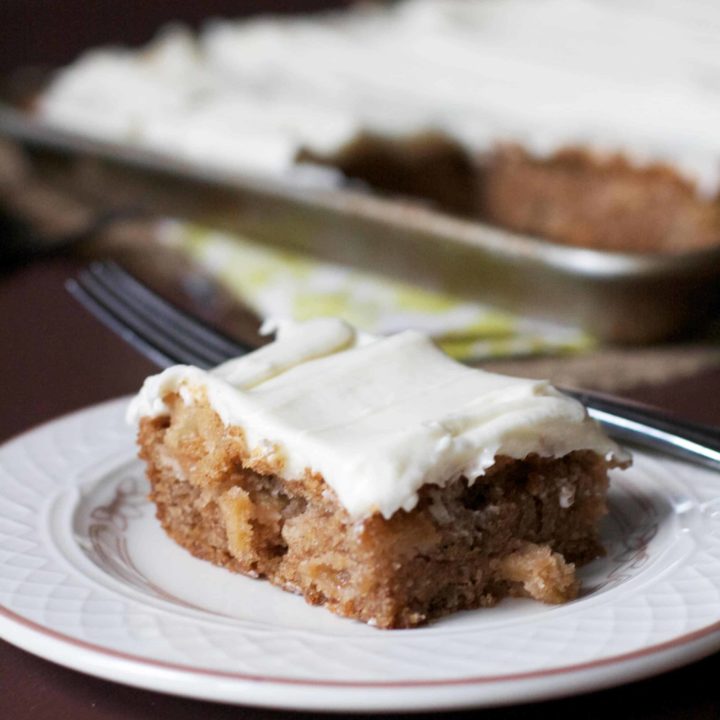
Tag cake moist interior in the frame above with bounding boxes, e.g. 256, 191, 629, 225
304, 136, 720, 254
139, 391, 611, 629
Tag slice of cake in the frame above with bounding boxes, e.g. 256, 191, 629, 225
128, 318, 628, 628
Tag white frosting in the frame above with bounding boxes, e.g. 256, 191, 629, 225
128, 318, 623, 520
39, 0, 720, 195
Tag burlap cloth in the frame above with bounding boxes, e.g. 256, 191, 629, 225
3, 138, 719, 393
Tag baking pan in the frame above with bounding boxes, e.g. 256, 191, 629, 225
2, 96, 720, 344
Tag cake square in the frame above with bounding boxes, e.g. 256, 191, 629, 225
129, 318, 627, 628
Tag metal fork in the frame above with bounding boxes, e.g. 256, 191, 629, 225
67, 261, 720, 471
66, 261, 250, 369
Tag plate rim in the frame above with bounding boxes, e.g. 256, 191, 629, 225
1, 600, 719, 711
1, 599, 720, 688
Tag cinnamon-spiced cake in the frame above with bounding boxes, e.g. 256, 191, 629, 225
38, 0, 720, 252
128, 318, 628, 628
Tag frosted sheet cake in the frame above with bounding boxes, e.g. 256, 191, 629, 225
39, 0, 720, 252
128, 319, 628, 628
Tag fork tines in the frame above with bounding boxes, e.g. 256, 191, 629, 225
66, 261, 249, 369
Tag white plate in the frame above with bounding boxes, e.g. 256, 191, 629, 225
0, 398, 719, 712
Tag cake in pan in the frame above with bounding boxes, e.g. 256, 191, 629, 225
128, 319, 627, 628
38, 0, 720, 252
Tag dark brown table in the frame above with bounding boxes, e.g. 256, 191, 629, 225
1, 257, 719, 719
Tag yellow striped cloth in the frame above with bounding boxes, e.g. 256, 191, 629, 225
161, 220, 593, 361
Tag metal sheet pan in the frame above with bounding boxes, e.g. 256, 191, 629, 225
2, 99, 720, 344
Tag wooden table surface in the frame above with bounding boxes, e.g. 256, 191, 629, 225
0, 257, 718, 719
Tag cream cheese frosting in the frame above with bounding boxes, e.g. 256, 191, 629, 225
127, 318, 623, 520
39, 0, 720, 195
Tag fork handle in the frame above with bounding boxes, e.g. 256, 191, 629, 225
565, 388, 720, 470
